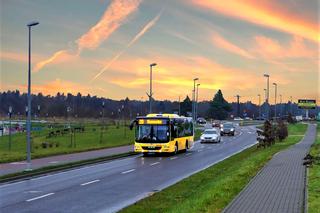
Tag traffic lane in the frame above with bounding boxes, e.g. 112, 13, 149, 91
0, 154, 158, 208
1, 128, 256, 212
0, 125, 245, 197
0, 127, 254, 210
0, 126, 254, 209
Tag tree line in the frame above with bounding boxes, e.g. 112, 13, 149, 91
0, 90, 311, 120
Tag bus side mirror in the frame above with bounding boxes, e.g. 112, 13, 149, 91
129, 120, 136, 130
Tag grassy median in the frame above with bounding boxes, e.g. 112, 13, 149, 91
121, 123, 307, 213
0, 123, 134, 163
308, 123, 320, 213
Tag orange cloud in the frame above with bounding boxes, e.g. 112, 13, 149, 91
191, 0, 319, 43
253, 35, 316, 59
18, 79, 91, 96
211, 33, 255, 59
91, 10, 162, 82
33, 0, 142, 72
97, 54, 278, 101
0, 51, 43, 63
77, 0, 141, 51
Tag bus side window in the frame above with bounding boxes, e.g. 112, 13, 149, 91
171, 125, 177, 139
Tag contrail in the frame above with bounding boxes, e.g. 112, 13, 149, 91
91, 11, 162, 82
33, 50, 68, 73
33, 0, 142, 72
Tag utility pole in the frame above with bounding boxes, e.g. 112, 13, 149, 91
147, 63, 157, 114
235, 95, 241, 117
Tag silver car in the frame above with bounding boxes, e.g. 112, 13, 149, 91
200, 129, 221, 143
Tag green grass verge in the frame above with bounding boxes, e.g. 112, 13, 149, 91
308, 123, 320, 213
0, 123, 134, 163
121, 123, 307, 213
0, 152, 138, 183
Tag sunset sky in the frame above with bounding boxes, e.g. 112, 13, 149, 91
1, 0, 319, 104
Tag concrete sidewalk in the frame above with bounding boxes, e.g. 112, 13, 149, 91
224, 124, 317, 213
0, 145, 133, 176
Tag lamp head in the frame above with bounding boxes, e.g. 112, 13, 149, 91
27, 21, 39, 27
150, 63, 157, 67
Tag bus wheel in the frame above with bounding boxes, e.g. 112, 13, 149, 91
143, 153, 148, 157
174, 143, 178, 155
184, 141, 188, 152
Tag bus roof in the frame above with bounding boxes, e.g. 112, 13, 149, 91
146, 114, 181, 118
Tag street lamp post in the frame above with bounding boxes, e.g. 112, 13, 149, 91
279, 94, 282, 118
178, 96, 181, 116
258, 94, 261, 118
290, 96, 293, 115
26, 21, 39, 171
8, 106, 12, 151
147, 63, 157, 114
100, 101, 105, 144
192, 78, 199, 121
196, 83, 200, 120
122, 104, 126, 138
273, 83, 277, 120
37, 105, 40, 118
263, 74, 270, 120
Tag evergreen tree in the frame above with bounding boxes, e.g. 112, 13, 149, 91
180, 96, 192, 116
207, 90, 232, 120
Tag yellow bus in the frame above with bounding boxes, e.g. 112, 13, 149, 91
130, 114, 194, 155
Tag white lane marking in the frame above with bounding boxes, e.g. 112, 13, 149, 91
170, 157, 178, 160
80, 179, 100, 186
26, 193, 54, 202
198, 149, 203, 152
49, 161, 59, 164
121, 169, 135, 174
186, 153, 192, 156
150, 162, 160, 166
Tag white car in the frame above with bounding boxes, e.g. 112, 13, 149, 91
200, 129, 221, 143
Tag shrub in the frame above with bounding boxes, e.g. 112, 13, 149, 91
263, 120, 273, 146
277, 120, 288, 141
287, 113, 296, 124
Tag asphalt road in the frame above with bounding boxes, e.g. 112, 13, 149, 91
0, 125, 257, 213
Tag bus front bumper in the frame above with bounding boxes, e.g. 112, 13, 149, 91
134, 143, 173, 153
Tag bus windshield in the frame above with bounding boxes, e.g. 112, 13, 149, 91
136, 125, 169, 143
